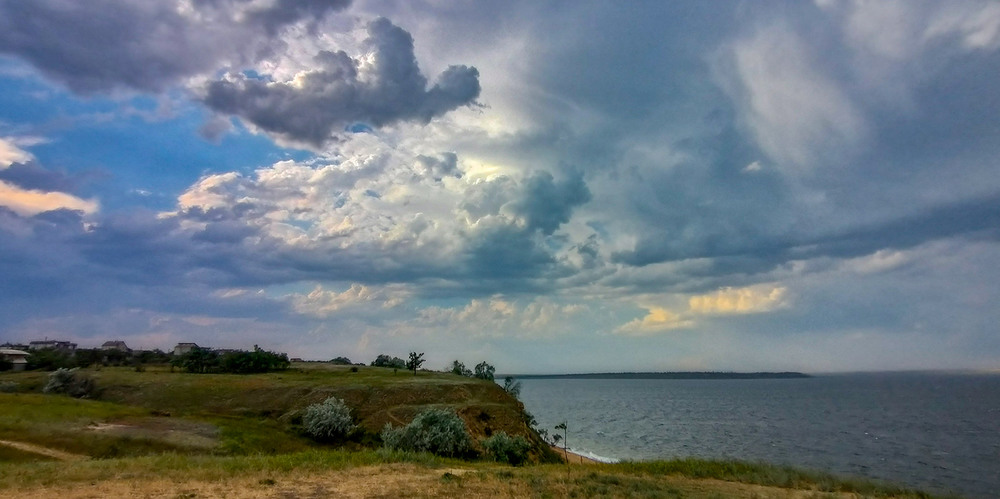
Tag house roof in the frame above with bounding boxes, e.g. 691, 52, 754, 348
0, 348, 29, 356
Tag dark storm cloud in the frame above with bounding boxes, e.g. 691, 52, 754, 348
0, 0, 350, 93
613, 193, 1000, 284
512, 170, 591, 235
202, 18, 480, 146
0, 160, 80, 192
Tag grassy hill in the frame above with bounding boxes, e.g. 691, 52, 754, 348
0, 363, 554, 460
0, 364, 947, 498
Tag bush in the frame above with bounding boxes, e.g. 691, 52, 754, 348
42, 368, 98, 398
482, 431, 532, 466
381, 408, 474, 457
0, 358, 12, 371
302, 397, 356, 441
0, 381, 19, 393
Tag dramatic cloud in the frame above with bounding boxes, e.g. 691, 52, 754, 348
1, 1, 1000, 372
0, 0, 351, 93
202, 18, 480, 146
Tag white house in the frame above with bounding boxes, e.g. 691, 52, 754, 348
0, 348, 29, 371
173, 342, 199, 356
101, 340, 131, 353
28, 340, 76, 351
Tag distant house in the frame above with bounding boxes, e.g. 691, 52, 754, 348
0, 348, 29, 371
101, 340, 131, 353
28, 340, 77, 351
173, 343, 199, 356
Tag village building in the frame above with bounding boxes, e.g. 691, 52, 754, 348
0, 348, 29, 371
28, 340, 77, 351
101, 340, 131, 353
173, 342, 200, 356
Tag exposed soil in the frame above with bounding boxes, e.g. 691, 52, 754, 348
0, 440, 88, 461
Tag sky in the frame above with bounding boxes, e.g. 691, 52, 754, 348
1, 0, 999, 374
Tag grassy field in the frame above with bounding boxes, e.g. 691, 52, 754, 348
0, 450, 946, 498
0, 365, 950, 498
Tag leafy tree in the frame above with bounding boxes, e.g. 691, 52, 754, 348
0, 358, 12, 372
25, 348, 74, 371
406, 352, 425, 375
102, 348, 130, 366
137, 349, 171, 364
73, 348, 104, 368
502, 376, 522, 398
330, 356, 353, 365
219, 346, 289, 374
450, 360, 472, 377
474, 361, 495, 381
371, 354, 405, 369
173, 347, 220, 373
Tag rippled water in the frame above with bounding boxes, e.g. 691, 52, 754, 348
517, 373, 1000, 498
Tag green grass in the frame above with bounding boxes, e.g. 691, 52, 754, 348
0, 365, 542, 460
0, 445, 56, 463
0, 448, 452, 488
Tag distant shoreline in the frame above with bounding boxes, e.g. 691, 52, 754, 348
508, 371, 811, 380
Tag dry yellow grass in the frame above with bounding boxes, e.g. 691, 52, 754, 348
4, 462, 903, 499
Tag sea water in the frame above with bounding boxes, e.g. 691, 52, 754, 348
516, 373, 1000, 498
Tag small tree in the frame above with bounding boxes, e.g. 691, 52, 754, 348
406, 352, 425, 376
502, 376, 522, 398
474, 361, 495, 381
302, 397, 356, 441
555, 422, 568, 463
450, 360, 472, 377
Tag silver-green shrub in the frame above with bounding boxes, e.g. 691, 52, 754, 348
302, 397, 356, 440
481, 431, 532, 465
381, 408, 473, 457
43, 368, 97, 398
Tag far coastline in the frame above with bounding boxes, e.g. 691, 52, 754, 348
508, 371, 811, 380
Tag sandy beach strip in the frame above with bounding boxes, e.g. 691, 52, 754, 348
550, 445, 603, 464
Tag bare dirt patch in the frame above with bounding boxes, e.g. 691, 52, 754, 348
85, 418, 219, 450
0, 440, 88, 461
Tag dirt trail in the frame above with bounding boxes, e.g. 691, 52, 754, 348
0, 440, 89, 461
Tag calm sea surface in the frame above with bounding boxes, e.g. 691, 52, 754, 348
516, 373, 1000, 498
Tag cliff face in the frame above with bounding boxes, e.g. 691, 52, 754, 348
85, 363, 560, 462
